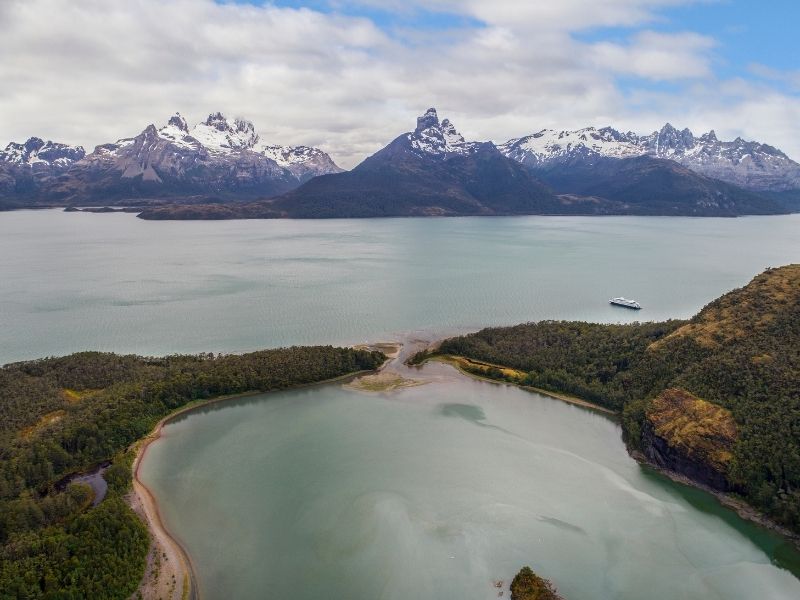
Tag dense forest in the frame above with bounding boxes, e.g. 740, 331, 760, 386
432, 265, 800, 533
0, 346, 384, 599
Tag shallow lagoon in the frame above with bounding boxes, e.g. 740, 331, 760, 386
141, 363, 800, 599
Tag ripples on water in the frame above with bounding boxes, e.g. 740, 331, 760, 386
2, 211, 800, 363
140, 376, 800, 599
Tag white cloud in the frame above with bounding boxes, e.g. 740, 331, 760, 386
0, 0, 798, 167
590, 31, 716, 80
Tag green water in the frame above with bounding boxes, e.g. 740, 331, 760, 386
140, 363, 800, 599
3, 209, 800, 598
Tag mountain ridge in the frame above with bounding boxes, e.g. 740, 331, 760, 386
0, 112, 342, 207
138, 109, 789, 219
2, 110, 797, 215
500, 122, 800, 192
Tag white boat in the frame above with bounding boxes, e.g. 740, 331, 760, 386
609, 297, 642, 309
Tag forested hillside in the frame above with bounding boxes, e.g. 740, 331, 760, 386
0, 346, 384, 599
433, 265, 800, 533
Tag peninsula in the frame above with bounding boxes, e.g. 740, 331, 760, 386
419, 265, 800, 536
0, 346, 384, 598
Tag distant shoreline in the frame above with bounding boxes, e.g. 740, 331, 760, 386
5, 205, 798, 219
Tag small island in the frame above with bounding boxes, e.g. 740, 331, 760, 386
510, 566, 564, 600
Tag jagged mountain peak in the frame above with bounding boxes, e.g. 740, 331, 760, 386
204, 112, 229, 130
24, 137, 46, 152
191, 113, 259, 152
500, 122, 800, 192
0, 137, 86, 166
416, 108, 440, 133
700, 130, 718, 143
409, 108, 476, 156
167, 113, 189, 133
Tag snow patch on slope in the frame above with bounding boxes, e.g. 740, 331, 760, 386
0, 137, 85, 167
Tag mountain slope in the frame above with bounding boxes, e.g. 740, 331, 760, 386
0, 113, 342, 207
140, 110, 787, 219
0, 138, 86, 207
141, 108, 598, 219
530, 154, 785, 216
268, 109, 565, 217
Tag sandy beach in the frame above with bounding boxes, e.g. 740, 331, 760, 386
130, 421, 196, 600
127, 347, 396, 600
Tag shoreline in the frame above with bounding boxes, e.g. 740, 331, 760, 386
631, 450, 800, 550
129, 366, 384, 600
422, 354, 618, 416
127, 342, 800, 599
419, 352, 800, 550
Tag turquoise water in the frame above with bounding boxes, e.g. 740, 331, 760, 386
4, 209, 800, 598
141, 363, 800, 600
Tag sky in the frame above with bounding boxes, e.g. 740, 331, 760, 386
1, 0, 799, 168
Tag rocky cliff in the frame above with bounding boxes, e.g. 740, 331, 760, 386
640, 388, 737, 491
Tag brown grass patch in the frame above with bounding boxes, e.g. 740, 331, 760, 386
20, 409, 66, 440
443, 356, 528, 381
649, 264, 800, 351
646, 388, 737, 472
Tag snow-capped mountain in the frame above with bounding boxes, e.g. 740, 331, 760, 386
0, 112, 342, 205
139, 108, 567, 219
640, 124, 800, 191
408, 108, 482, 157
500, 127, 642, 165
500, 124, 800, 192
139, 108, 785, 220
0, 138, 86, 202
0, 137, 86, 167
153, 112, 339, 182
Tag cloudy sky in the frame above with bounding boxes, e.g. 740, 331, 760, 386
2, 0, 799, 167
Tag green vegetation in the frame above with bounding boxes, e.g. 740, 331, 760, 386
435, 320, 684, 411
0, 346, 384, 599
432, 265, 800, 533
510, 566, 563, 600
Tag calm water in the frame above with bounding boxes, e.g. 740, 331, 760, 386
140, 363, 800, 600
4, 209, 800, 598
1, 210, 800, 364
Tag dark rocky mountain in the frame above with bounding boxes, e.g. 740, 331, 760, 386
0, 113, 342, 208
265, 108, 569, 218
528, 154, 785, 216
500, 123, 800, 192
2, 110, 793, 217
